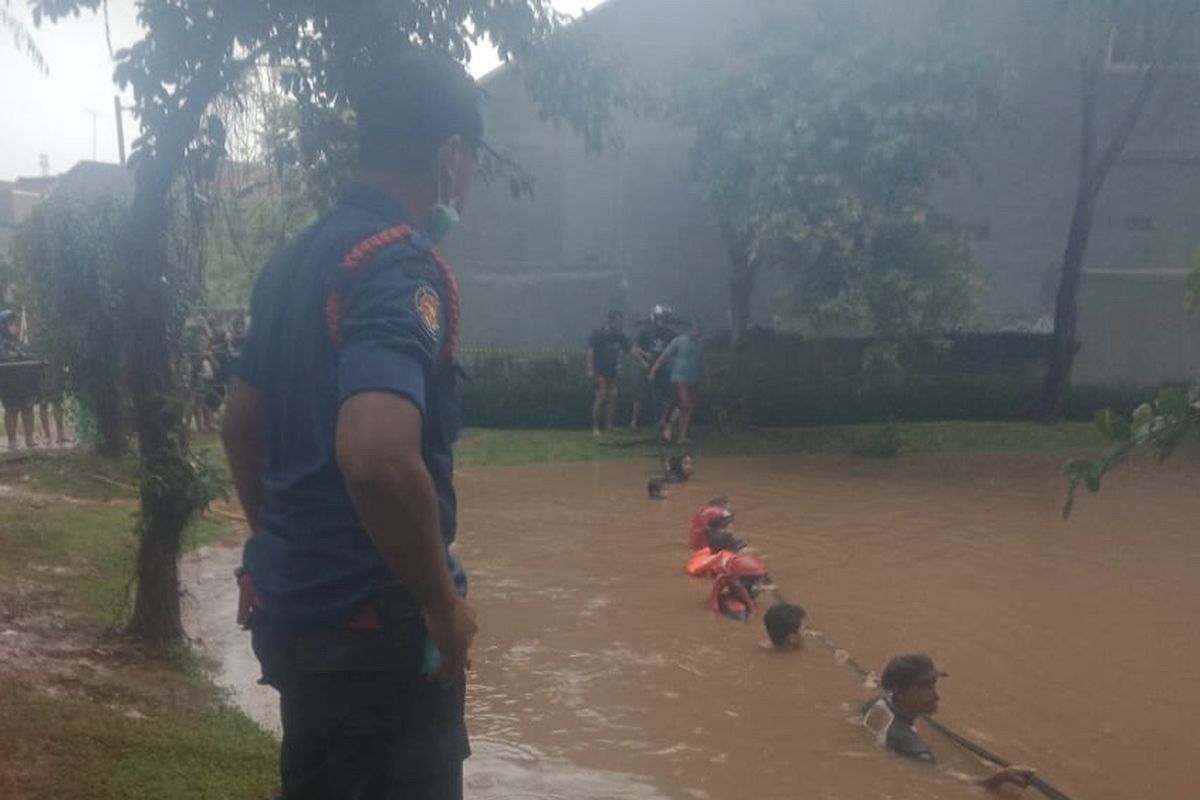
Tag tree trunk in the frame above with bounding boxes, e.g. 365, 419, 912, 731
92, 383, 127, 458
1037, 184, 1096, 422
1037, 47, 1167, 422
129, 500, 186, 641
124, 154, 204, 644
722, 221, 756, 429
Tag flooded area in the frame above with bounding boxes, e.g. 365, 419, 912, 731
187, 451, 1200, 799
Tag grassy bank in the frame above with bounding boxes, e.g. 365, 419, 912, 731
2, 422, 1106, 490
0, 481, 277, 798
456, 421, 1104, 467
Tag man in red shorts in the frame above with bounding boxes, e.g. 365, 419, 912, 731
586, 310, 645, 438
649, 319, 704, 445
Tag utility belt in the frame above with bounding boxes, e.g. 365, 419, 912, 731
236, 568, 383, 630
237, 569, 434, 679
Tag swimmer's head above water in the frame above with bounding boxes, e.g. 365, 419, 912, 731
880, 653, 947, 718
667, 454, 695, 481
764, 603, 807, 649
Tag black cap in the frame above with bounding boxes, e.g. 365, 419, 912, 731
880, 653, 948, 692
353, 50, 487, 166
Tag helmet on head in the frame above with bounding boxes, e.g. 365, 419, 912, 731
704, 506, 734, 529
650, 304, 673, 324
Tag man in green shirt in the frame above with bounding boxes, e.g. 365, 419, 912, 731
649, 319, 704, 445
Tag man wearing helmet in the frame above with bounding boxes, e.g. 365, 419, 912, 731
629, 304, 677, 431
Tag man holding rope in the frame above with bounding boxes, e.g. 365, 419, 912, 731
861, 653, 1037, 790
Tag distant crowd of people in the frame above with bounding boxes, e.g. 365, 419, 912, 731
0, 307, 250, 452
586, 304, 705, 444
186, 314, 248, 432
0, 309, 68, 451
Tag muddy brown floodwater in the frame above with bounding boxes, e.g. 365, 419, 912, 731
186, 452, 1200, 799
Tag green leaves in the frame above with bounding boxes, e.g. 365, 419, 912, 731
1186, 248, 1200, 311
1063, 384, 1200, 517
1155, 386, 1190, 419
676, 1, 1004, 355
11, 191, 133, 454
1094, 408, 1131, 441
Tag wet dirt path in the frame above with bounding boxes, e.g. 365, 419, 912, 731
186, 451, 1200, 799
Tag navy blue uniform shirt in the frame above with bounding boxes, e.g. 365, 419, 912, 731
238, 183, 465, 630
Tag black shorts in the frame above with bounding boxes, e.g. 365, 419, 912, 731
251, 602, 469, 799
0, 362, 41, 411
634, 367, 671, 411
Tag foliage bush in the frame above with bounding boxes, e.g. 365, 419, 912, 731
459, 335, 1161, 430
13, 193, 132, 455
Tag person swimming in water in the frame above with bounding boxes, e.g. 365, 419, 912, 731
685, 506, 749, 577
664, 453, 694, 483
689, 498, 731, 549
709, 551, 773, 621
860, 653, 1036, 790
763, 603, 807, 650
647, 454, 694, 499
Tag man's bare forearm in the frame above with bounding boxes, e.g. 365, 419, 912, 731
221, 379, 266, 532
337, 393, 459, 613
226, 441, 266, 532
342, 454, 458, 611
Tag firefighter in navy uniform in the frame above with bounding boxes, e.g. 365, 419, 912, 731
221, 52, 484, 800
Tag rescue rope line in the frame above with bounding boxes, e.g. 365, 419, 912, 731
807, 630, 1076, 800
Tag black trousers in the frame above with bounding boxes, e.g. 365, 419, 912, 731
252, 608, 469, 800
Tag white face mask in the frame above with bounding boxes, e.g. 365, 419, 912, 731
428, 152, 462, 244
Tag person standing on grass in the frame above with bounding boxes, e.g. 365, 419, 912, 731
650, 319, 705, 445
629, 304, 677, 431
0, 309, 36, 450
586, 310, 645, 438
221, 51, 482, 800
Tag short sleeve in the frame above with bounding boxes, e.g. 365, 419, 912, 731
336, 249, 443, 414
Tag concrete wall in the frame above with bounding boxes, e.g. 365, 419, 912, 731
447, 0, 1200, 384
1074, 271, 1200, 385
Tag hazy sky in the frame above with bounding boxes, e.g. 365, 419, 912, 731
0, 0, 602, 181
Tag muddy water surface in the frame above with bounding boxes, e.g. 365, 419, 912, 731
189, 452, 1200, 799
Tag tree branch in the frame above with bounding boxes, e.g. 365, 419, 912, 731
1088, 1, 1194, 201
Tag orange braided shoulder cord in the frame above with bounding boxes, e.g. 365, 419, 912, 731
325, 225, 461, 366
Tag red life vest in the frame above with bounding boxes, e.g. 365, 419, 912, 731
709, 552, 771, 621
685, 548, 732, 577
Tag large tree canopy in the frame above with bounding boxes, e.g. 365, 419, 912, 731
26, 0, 625, 642
676, 0, 1004, 379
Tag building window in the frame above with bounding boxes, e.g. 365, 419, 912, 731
1107, 21, 1200, 73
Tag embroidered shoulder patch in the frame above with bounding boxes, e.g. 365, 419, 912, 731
414, 284, 442, 339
